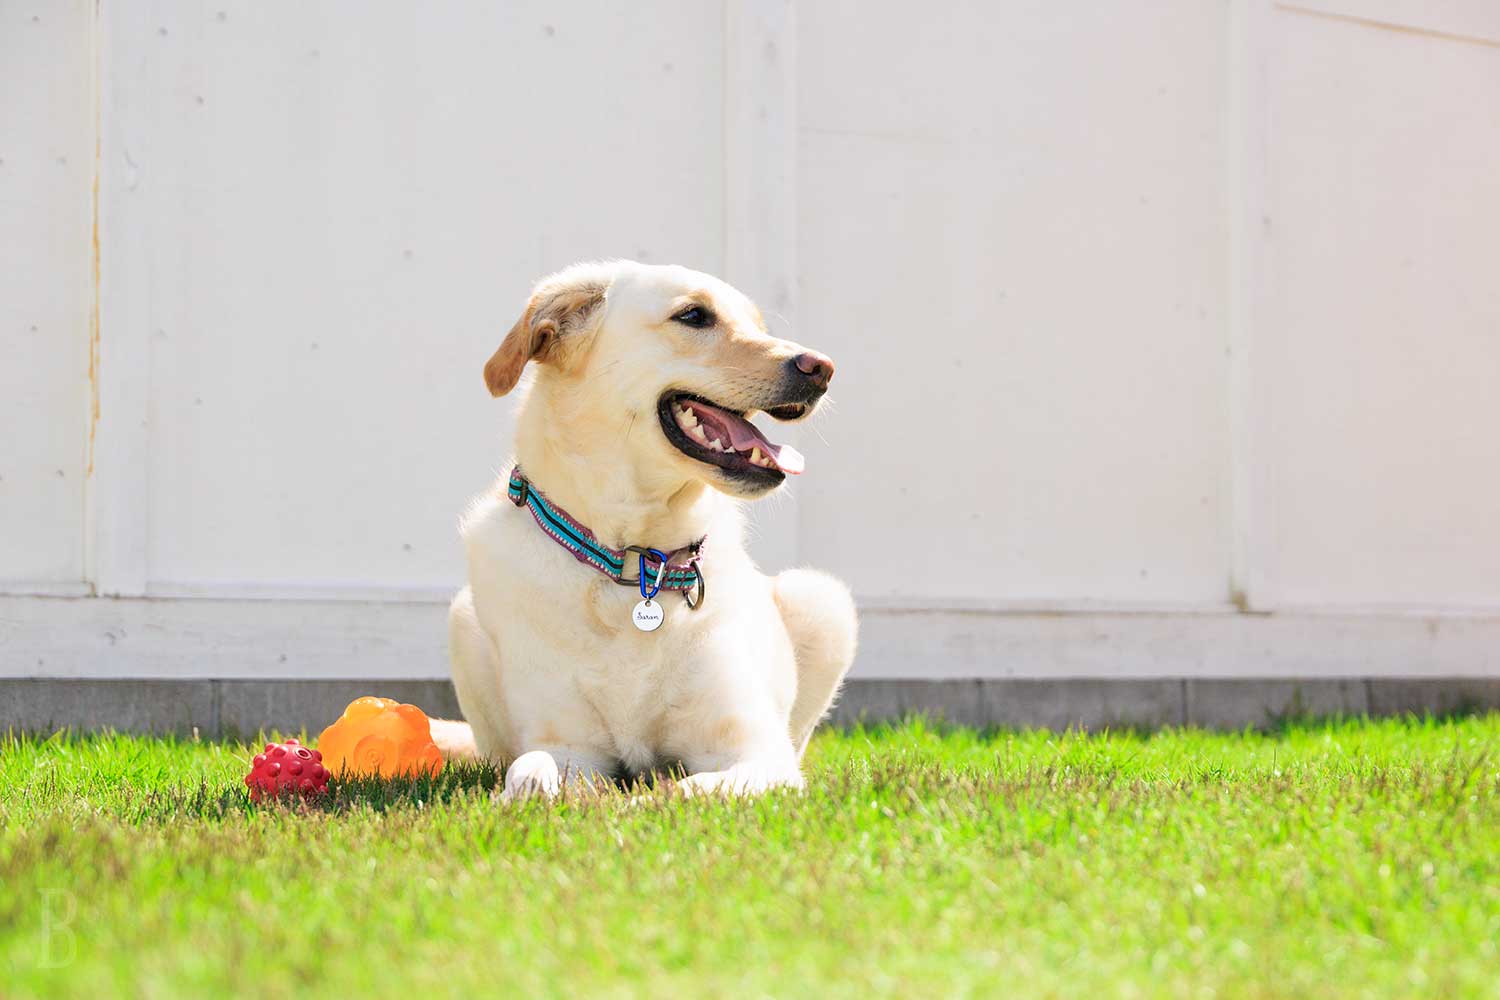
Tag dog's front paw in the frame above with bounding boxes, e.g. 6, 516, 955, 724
501, 749, 562, 802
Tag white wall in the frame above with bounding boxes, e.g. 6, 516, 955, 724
3, 1, 1499, 680
1257, 3, 1500, 611
0, 0, 94, 590
798, 1, 1233, 609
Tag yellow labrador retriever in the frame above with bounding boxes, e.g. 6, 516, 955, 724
437, 260, 857, 798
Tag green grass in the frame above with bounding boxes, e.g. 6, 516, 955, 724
2, 716, 1498, 999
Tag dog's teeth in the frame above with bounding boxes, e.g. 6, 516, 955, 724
708, 439, 723, 452
749, 447, 763, 463
687, 425, 708, 443
683, 412, 698, 427
724, 445, 736, 454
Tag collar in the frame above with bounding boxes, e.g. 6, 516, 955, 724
507, 468, 706, 607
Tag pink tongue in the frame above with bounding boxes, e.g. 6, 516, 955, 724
687, 401, 805, 475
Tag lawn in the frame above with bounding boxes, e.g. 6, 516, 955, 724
2, 716, 1498, 999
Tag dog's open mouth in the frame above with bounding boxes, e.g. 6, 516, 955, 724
658, 393, 805, 481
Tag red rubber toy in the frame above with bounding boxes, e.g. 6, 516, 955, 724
244, 738, 330, 801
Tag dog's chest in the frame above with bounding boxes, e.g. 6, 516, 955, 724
467, 498, 767, 773
572, 619, 699, 773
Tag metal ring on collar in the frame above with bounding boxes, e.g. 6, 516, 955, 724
618, 545, 654, 586
683, 557, 705, 610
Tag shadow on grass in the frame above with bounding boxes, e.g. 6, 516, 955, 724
128, 758, 698, 821
211, 760, 504, 819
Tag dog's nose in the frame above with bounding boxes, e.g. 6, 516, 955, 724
792, 350, 836, 390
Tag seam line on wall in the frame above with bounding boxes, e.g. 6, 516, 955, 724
1275, 3, 1500, 49
82, 0, 103, 596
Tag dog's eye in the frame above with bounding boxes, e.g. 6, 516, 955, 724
672, 305, 716, 329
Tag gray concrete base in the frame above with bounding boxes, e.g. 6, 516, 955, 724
0, 679, 462, 739
825, 679, 1189, 731
3, 677, 1499, 737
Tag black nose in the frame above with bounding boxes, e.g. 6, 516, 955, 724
791, 350, 835, 390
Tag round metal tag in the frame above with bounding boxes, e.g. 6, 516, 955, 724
632, 599, 665, 632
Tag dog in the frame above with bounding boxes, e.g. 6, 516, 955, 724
434, 260, 857, 798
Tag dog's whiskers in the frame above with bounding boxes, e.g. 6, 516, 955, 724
580, 359, 624, 386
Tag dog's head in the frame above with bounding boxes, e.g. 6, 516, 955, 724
486, 261, 834, 499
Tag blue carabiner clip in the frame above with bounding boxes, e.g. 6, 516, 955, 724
639, 548, 669, 602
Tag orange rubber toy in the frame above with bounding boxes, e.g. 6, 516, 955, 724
316, 696, 444, 778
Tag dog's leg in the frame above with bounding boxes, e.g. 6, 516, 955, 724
774, 568, 858, 759
675, 694, 806, 797
447, 586, 513, 762
502, 749, 614, 802
677, 752, 804, 796
428, 717, 478, 761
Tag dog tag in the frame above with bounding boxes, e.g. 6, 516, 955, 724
632, 599, 665, 632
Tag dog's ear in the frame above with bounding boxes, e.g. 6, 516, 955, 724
484, 274, 608, 397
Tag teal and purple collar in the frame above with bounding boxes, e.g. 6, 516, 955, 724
507, 468, 706, 608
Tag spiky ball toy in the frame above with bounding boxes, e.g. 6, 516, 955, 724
244, 738, 330, 801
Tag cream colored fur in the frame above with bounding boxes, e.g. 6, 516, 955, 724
443, 260, 857, 799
